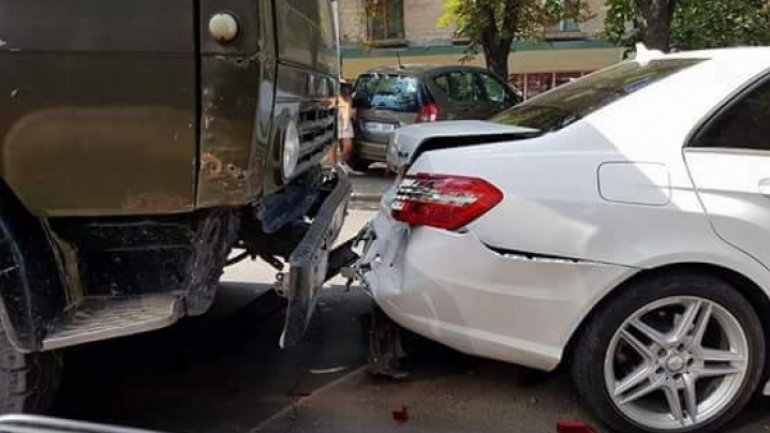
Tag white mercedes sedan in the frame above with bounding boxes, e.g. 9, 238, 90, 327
360, 47, 770, 433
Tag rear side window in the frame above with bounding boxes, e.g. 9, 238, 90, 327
478, 73, 508, 103
491, 58, 704, 133
353, 74, 421, 112
433, 72, 483, 102
691, 77, 770, 151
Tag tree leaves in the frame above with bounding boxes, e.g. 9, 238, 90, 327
438, 0, 587, 77
672, 0, 770, 50
604, 0, 770, 53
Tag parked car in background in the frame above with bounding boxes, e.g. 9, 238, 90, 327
350, 65, 520, 171
360, 47, 770, 433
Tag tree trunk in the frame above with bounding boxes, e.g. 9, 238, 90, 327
483, 40, 511, 80
637, 0, 678, 52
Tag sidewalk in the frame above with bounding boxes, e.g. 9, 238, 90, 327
350, 166, 392, 208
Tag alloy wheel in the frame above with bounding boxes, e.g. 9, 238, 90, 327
604, 296, 749, 430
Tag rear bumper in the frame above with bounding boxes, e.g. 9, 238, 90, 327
359, 213, 633, 371
355, 139, 388, 162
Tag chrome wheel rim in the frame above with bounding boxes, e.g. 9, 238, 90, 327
604, 296, 749, 430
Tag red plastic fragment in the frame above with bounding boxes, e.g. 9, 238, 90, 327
556, 421, 597, 433
392, 405, 409, 424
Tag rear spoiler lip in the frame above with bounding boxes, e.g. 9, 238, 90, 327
407, 130, 542, 167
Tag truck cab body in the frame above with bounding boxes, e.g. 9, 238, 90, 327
0, 0, 347, 412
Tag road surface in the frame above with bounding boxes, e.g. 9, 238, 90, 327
49, 201, 770, 433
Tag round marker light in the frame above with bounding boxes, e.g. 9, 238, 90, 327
283, 120, 300, 179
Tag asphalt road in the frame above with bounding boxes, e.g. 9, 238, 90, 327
46, 174, 770, 433
349, 166, 392, 210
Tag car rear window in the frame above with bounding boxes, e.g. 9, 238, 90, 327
490, 58, 705, 133
353, 74, 421, 112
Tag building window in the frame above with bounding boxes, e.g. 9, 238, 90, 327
366, 0, 405, 42
526, 73, 555, 99
560, 18, 581, 31
510, 71, 593, 100
554, 71, 582, 87
508, 74, 525, 96
547, 0, 581, 33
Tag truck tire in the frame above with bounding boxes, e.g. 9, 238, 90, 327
0, 327, 61, 413
571, 271, 765, 433
0, 190, 64, 414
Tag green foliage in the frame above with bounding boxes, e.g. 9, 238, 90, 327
603, 0, 644, 49
604, 0, 770, 52
672, 0, 770, 50
438, 0, 588, 57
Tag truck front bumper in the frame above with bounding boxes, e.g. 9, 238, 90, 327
279, 169, 353, 347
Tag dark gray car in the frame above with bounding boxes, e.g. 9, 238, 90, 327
350, 65, 520, 170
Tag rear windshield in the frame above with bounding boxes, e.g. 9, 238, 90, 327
353, 74, 421, 112
490, 58, 704, 133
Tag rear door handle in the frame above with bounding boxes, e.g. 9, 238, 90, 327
758, 178, 770, 196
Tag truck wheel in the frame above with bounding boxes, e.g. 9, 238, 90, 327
0, 328, 61, 413
0, 193, 64, 414
571, 272, 765, 433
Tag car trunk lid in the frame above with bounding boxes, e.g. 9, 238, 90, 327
390, 120, 540, 170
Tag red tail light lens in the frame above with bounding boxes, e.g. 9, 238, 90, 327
416, 103, 440, 123
390, 174, 503, 230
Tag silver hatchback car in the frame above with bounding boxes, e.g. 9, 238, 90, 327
349, 64, 520, 171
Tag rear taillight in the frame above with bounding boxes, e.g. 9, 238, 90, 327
416, 103, 440, 123
390, 174, 503, 230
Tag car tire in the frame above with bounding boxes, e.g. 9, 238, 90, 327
571, 271, 765, 433
0, 329, 61, 413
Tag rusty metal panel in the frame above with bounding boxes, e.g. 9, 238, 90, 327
196, 0, 275, 207
0, 0, 198, 217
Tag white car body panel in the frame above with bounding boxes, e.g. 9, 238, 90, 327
598, 162, 671, 206
685, 149, 770, 270
362, 49, 770, 395
362, 213, 634, 370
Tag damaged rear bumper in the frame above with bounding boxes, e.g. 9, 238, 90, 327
358, 213, 635, 371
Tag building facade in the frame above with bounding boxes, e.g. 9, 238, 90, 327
338, 0, 625, 99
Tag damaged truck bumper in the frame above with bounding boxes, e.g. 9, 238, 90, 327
278, 170, 353, 348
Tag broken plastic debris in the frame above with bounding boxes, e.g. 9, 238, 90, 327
391, 405, 409, 424
309, 366, 346, 375
556, 421, 597, 433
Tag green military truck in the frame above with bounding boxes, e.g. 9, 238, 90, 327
0, 0, 351, 412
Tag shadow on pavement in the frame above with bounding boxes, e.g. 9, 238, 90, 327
52, 285, 373, 433
48, 281, 770, 433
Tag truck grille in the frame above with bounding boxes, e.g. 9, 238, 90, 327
296, 103, 336, 171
